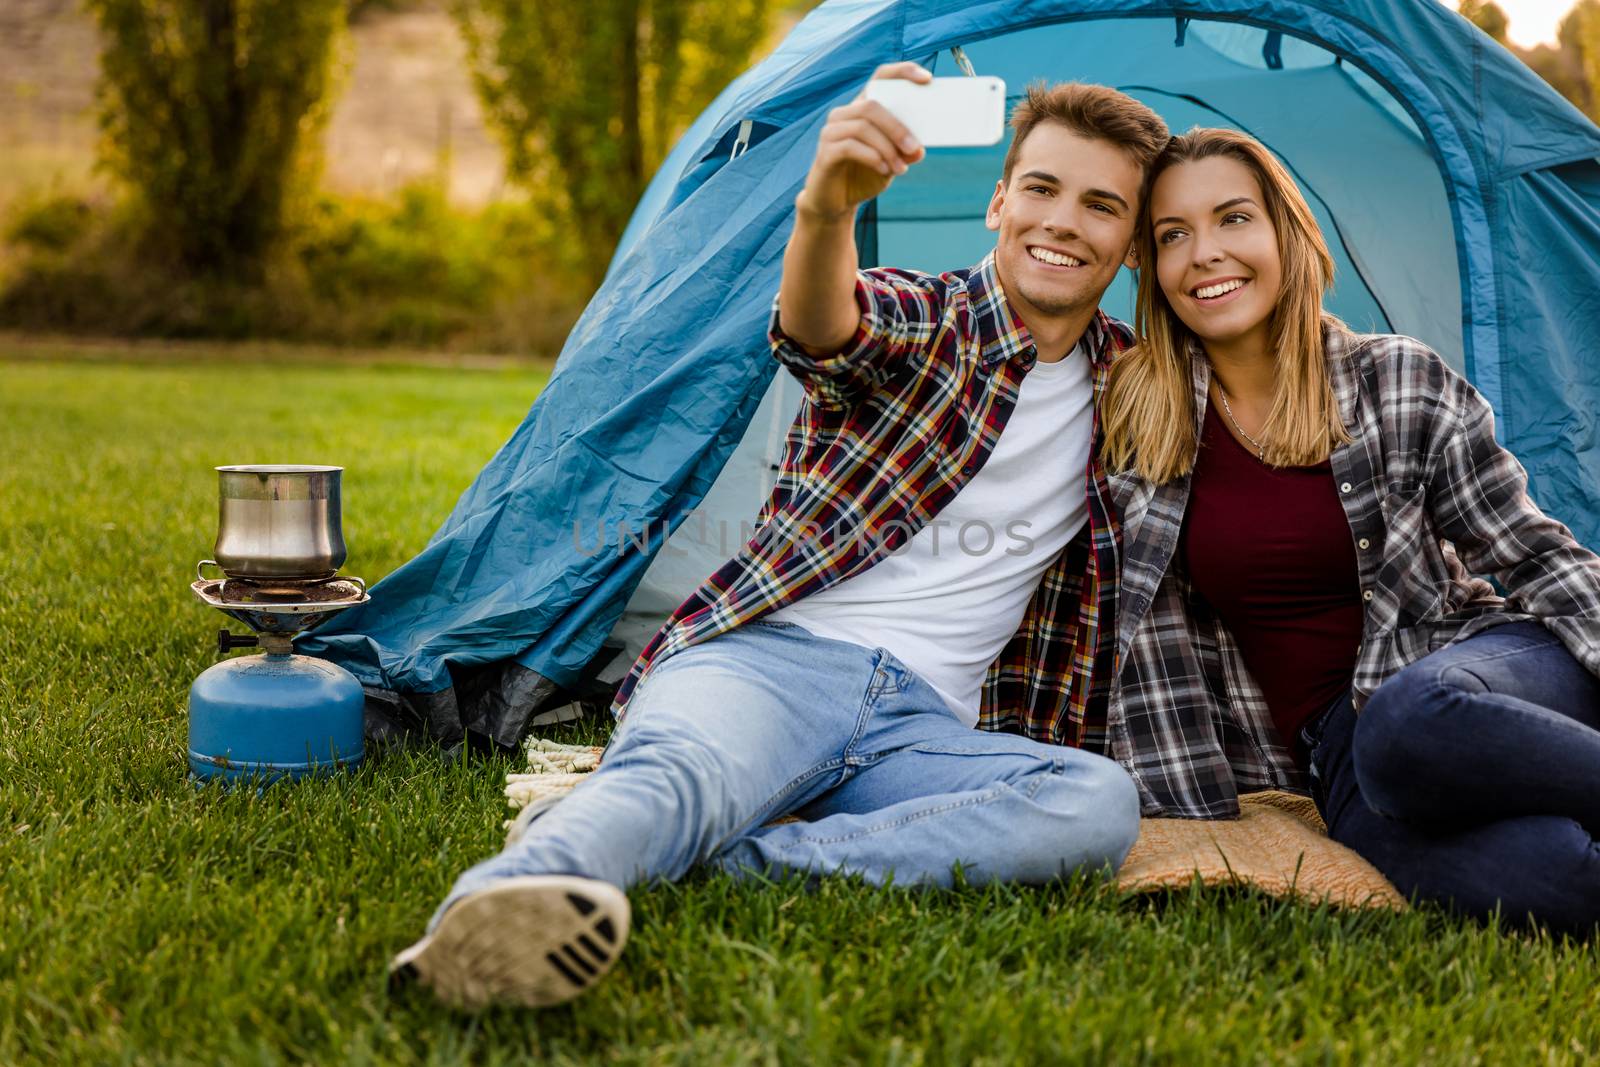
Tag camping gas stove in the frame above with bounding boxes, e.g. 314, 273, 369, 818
187, 465, 368, 783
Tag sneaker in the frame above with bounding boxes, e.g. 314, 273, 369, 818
388, 875, 630, 1010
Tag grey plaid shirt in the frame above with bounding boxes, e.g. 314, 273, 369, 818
1108, 322, 1600, 818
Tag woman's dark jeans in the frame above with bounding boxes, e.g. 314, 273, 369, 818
1304, 622, 1600, 936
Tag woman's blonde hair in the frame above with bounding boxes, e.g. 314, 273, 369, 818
1102, 127, 1350, 483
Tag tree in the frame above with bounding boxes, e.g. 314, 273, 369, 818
1556, 0, 1600, 119
1458, 0, 1510, 44
456, 0, 783, 289
1462, 0, 1600, 125
87, 0, 346, 279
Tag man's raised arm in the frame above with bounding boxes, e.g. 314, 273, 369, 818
777, 63, 930, 358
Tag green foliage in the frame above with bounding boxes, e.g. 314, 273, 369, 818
5, 350, 1600, 1064
0, 184, 581, 353
456, 0, 782, 288
346, 0, 425, 20
2, 193, 96, 255
1498, 0, 1600, 124
294, 183, 579, 345
303, 185, 507, 307
1458, 0, 1509, 44
1558, 0, 1600, 119
86, 0, 347, 279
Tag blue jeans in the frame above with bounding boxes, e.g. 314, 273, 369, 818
1305, 622, 1600, 936
434, 621, 1140, 920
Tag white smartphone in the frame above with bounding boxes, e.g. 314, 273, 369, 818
862, 75, 1007, 148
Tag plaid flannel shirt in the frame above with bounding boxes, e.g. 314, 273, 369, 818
1110, 322, 1600, 818
612, 251, 1131, 748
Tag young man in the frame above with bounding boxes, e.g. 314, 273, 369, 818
391, 66, 1170, 1011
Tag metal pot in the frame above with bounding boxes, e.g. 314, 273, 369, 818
212, 465, 346, 580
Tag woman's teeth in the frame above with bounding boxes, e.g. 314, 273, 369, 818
1194, 279, 1246, 299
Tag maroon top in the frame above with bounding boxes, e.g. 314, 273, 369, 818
1181, 402, 1364, 759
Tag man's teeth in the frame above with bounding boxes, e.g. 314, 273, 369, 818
1029, 247, 1082, 267
1194, 279, 1246, 299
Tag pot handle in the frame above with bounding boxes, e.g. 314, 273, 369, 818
345, 575, 367, 594
196, 559, 225, 582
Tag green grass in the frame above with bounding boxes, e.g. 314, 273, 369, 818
3, 343, 1599, 1065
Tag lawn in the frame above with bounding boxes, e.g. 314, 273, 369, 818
3, 343, 1598, 1066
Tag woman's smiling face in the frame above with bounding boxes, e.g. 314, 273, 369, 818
1149, 155, 1282, 355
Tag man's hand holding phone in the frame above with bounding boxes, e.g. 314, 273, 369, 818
795, 62, 934, 223
781, 63, 1003, 356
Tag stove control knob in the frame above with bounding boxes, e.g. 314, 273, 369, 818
218, 629, 260, 655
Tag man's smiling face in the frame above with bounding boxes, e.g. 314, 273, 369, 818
985, 123, 1144, 323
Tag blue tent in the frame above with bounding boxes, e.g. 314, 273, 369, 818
303, 0, 1600, 748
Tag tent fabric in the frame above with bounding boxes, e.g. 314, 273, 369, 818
302, 0, 1600, 751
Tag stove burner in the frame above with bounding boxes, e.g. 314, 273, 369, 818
220, 577, 354, 604
192, 574, 369, 637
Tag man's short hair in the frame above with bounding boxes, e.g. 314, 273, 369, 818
1001, 82, 1170, 184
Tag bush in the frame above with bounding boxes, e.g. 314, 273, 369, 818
289, 184, 580, 348
0, 183, 582, 355
300, 186, 504, 308
4, 194, 96, 255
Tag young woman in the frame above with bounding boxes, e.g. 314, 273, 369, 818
1101, 127, 1600, 935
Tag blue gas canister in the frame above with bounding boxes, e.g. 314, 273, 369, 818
188, 648, 365, 783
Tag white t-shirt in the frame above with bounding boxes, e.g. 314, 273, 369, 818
769, 342, 1094, 724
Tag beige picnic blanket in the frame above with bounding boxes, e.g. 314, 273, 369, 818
1119, 789, 1405, 909
506, 741, 1405, 911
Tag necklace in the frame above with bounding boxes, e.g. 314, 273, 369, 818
1215, 384, 1266, 460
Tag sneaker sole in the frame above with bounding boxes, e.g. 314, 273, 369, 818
388, 876, 630, 1010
